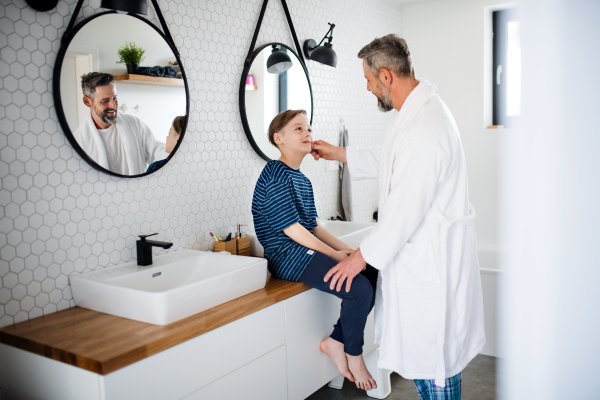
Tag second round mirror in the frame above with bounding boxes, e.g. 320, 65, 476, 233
240, 43, 313, 161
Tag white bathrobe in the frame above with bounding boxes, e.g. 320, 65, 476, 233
73, 111, 167, 175
347, 79, 485, 387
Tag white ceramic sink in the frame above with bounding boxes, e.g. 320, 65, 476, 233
249, 220, 375, 257
319, 220, 375, 248
70, 250, 268, 325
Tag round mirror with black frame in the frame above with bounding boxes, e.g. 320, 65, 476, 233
239, 42, 313, 162
53, 11, 190, 178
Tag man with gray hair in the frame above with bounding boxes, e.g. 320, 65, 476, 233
73, 72, 166, 175
312, 34, 484, 399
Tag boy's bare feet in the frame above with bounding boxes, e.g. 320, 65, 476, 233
346, 354, 377, 391
320, 337, 355, 382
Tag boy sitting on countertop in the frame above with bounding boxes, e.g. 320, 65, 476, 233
251, 109, 378, 392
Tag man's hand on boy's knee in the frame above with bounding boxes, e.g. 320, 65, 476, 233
324, 248, 367, 292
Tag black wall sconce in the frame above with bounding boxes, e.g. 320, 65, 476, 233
101, 0, 148, 15
25, 0, 59, 12
303, 23, 338, 68
266, 45, 293, 74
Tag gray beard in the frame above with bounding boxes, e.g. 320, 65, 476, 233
378, 97, 394, 112
376, 81, 394, 112
94, 107, 118, 125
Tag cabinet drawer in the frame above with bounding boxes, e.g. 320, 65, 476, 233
183, 345, 287, 400
104, 302, 286, 400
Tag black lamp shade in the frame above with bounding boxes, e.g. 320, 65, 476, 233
310, 42, 337, 68
101, 0, 148, 14
26, 0, 59, 11
266, 49, 293, 74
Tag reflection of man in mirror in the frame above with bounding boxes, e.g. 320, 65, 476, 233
72, 72, 167, 175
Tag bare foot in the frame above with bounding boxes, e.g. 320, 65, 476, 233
346, 354, 377, 391
320, 337, 355, 382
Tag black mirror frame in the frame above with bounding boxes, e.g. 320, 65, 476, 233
53, 11, 190, 178
239, 42, 314, 162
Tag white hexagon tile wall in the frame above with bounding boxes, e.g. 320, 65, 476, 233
0, 0, 402, 327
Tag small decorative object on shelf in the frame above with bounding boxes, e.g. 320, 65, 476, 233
117, 42, 146, 75
246, 74, 258, 91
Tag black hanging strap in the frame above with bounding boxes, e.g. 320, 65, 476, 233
245, 0, 270, 67
244, 0, 307, 70
61, 0, 179, 58
62, 0, 85, 44
150, 0, 179, 57
280, 0, 305, 65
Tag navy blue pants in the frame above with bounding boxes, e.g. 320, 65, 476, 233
298, 252, 378, 356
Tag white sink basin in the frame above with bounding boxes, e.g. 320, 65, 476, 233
70, 250, 268, 325
319, 220, 375, 249
249, 220, 375, 257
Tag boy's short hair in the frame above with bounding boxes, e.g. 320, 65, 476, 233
172, 116, 185, 135
268, 109, 307, 148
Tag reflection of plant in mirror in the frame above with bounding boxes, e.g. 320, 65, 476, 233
117, 42, 146, 65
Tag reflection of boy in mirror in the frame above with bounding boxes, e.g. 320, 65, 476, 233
72, 72, 167, 175
146, 116, 185, 173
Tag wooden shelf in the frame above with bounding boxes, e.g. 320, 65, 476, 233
114, 74, 184, 88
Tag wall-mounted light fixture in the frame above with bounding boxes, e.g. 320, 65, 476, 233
101, 0, 148, 15
25, 0, 58, 12
303, 23, 338, 68
266, 45, 293, 74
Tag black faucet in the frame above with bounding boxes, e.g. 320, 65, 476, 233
136, 233, 173, 266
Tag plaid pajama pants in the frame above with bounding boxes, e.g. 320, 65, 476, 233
414, 372, 462, 400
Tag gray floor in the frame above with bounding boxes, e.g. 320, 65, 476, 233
307, 354, 497, 400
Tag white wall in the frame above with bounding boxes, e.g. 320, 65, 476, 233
0, 0, 400, 326
115, 84, 187, 143
401, 0, 509, 269
70, 13, 175, 75
499, 0, 600, 398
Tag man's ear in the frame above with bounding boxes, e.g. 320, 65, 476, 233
83, 96, 92, 108
379, 68, 393, 87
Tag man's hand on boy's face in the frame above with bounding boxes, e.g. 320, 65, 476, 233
311, 140, 347, 163
324, 248, 367, 292
311, 140, 331, 161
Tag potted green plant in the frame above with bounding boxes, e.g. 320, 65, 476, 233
117, 42, 146, 74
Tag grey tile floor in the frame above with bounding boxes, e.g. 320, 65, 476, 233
307, 354, 497, 400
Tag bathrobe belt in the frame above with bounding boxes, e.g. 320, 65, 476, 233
434, 202, 476, 387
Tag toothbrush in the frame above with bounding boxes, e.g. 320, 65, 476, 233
209, 231, 219, 242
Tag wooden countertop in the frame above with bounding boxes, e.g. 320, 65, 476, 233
0, 277, 310, 375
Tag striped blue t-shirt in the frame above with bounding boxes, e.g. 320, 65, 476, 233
252, 160, 318, 281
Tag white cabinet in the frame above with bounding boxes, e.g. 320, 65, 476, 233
0, 291, 385, 400
283, 288, 378, 400
284, 289, 342, 400
0, 303, 286, 400
0, 343, 104, 400
103, 302, 286, 400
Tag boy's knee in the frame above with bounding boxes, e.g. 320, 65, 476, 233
350, 277, 373, 304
